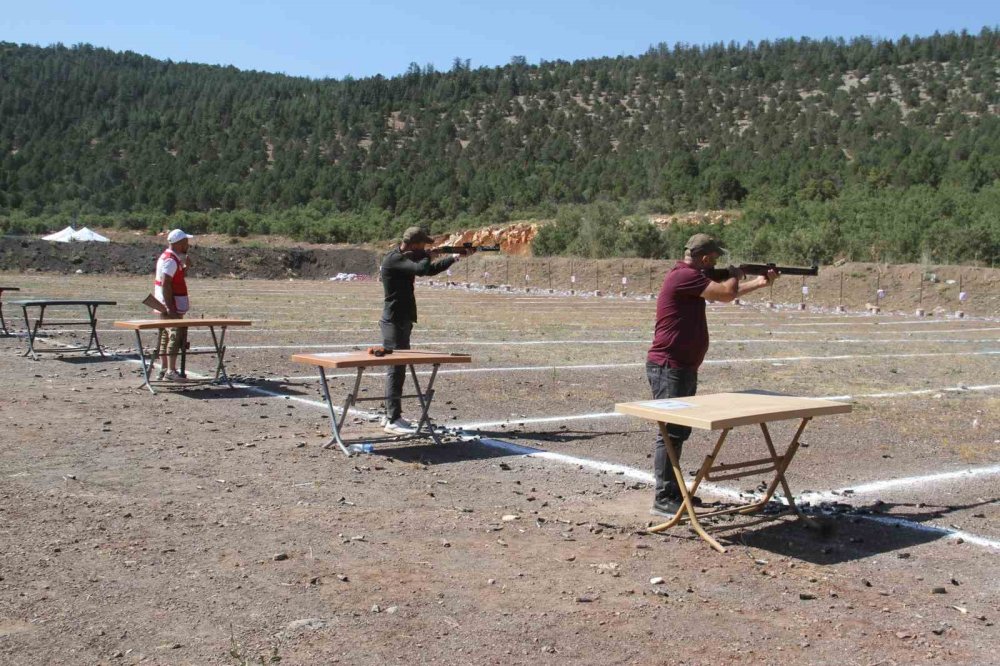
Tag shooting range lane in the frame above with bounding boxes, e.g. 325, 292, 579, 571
2, 274, 997, 537
4, 270, 1000, 666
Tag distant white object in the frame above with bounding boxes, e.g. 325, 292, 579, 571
959, 291, 968, 302
876, 288, 885, 299
329, 273, 363, 282
72, 227, 110, 242
802, 285, 809, 295
41, 226, 110, 243
42, 226, 77, 242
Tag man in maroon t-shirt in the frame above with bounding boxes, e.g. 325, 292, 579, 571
647, 234, 776, 516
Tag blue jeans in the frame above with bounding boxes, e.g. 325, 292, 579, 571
645, 361, 698, 502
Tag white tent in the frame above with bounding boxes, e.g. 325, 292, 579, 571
72, 227, 110, 243
41, 226, 111, 243
42, 226, 77, 242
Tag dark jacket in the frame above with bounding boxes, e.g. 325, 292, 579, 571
380, 247, 456, 323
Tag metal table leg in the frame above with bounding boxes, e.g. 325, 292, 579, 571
410, 363, 443, 445
133, 329, 156, 394
209, 326, 232, 386
319, 366, 364, 455
22, 305, 42, 360
648, 423, 729, 552
748, 419, 818, 526
84, 304, 105, 356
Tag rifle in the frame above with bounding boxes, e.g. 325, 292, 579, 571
704, 263, 819, 281
142, 293, 168, 314
430, 243, 501, 256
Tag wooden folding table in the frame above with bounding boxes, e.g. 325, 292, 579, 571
114, 318, 251, 394
291, 350, 472, 455
0, 286, 20, 336
616, 392, 852, 553
13, 298, 117, 360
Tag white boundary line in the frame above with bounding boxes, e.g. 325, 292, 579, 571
466, 437, 1000, 550
455, 383, 1000, 429
193, 338, 1000, 352
28, 340, 1000, 551
276, 350, 1000, 381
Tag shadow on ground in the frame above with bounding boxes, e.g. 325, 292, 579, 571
712, 498, 997, 564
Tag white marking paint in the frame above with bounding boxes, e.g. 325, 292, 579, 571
467, 437, 1000, 550
278, 350, 1000, 381
799, 464, 1000, 503
193, 338, 1000, 352
456, 383, 1000, 429
31, 338, 1000, 551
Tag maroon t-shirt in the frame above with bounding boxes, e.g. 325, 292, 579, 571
647, 262, 712, 369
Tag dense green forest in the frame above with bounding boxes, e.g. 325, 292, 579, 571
1, 28, 998, 263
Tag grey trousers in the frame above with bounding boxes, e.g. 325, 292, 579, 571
646, 361, 698, 502
380, 319, 413, 421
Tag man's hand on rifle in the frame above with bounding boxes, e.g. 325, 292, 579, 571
755, 269, 779, 287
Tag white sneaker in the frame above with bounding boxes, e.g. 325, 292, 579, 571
384, 418, 416, 435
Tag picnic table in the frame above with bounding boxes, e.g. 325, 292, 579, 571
291, 349, 472, 455
616, 392, 852, 553
0, 286, 20, 336
113, 318, 251, 394
13, 298, 117, 360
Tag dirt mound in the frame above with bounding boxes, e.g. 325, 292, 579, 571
0, 237, 379, 279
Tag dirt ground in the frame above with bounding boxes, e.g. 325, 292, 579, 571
0, 272, 997, 665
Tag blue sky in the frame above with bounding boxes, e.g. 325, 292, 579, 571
2, 0, 996, 79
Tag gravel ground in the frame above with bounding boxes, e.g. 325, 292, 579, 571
1, 272, 997, 665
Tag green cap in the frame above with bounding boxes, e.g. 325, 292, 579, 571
402, 226, 434, 244
684, 233, 727, 256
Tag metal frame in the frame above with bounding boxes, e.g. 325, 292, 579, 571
648, 417, 817, 553
314, 361, 444, 455
18, 301, 112, 360
132, 324, 233, 394
0, 287, 20, 336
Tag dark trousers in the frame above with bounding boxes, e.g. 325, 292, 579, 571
646, 361, 698, 502
381, 319, 413, 421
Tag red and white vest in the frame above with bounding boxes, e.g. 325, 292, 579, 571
154, 249, 189, 313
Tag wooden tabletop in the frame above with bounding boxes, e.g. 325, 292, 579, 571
114, 319, 252, 330
292, 349, 473, 369
616, 391, 852, 430
12, 299, 117, 307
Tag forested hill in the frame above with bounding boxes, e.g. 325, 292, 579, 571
1, 29, 999, 264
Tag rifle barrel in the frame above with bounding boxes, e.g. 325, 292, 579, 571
742, 263, 818, 277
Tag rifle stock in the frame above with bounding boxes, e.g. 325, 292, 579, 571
143, 293, 168, 314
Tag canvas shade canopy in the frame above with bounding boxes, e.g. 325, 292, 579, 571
41, 227, 111, 242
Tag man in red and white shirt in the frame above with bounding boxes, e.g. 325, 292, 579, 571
153, 229, 193, 380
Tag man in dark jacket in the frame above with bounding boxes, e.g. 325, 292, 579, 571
647, 233, 775, 515
380, 226, 471, 434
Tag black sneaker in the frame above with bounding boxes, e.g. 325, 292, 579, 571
650, 495, 703, 517
650, 498, 682, 517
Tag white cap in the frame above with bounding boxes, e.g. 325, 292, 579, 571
167, 229, 193, 244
